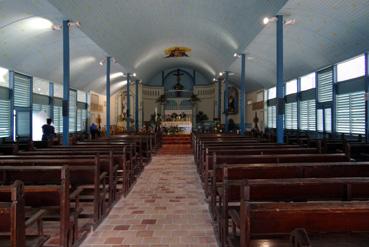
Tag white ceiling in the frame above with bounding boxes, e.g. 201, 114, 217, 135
0, 0, 368, 94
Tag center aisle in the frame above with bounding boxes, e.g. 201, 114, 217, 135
82, 154, 218, 247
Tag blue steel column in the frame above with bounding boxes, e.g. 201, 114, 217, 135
106, 56, 111, 137
365, 52, 369, 143
49, 82, 54, 122
62, 20, 70, 145
9, 71, 14, 141
224, 71, 229, 132
296, 78, 301, 131
217, 79, 221, 119
240, 54, 246, 135
135, 80, 139, 130
276, 15, 284, 144
126, 74, 131, 130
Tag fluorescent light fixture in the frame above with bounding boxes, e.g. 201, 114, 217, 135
284, 19, 296, 25
68, 20, 81, 28
263, 16, 278, 25
27, 17, 53, 30
110, 72, 124, 79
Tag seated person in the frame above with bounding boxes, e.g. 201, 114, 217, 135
42, 118, 55, 141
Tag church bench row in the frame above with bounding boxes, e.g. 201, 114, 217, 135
26, 145, 138, 195
212, 162, 369, 247
198, 143, 305, 172
211, 160, 364, 220
0, 166, 84, 247
234, 199, 369, 247
0, 181, 49, 247
200, 146, 319, 183
345, 143, 369, 161
204, 153, 349, 198
0, 162, 104, 225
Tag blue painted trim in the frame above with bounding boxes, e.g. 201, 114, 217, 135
365, 52, 369, 142
49, 82, 54, 123
135, 80, 139, 130
315, 72, 319, 133
193, 70, 196, 85
106, 56, 111, 137
161, 71, 165, 86
126, 74, 131, 129
9, 71, 14, 141
30, 76, 33, 140
276, 15, 284, 144
62, 20, 70, 145
218, 80, 221, 119
240, 54, 246, 135
224, 71, 229, 132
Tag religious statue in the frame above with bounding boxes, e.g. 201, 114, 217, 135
226, 87, 239, 114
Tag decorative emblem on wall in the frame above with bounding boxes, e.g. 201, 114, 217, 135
164, 47, 191, 58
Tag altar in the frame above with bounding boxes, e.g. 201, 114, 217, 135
161, 121, 192, 134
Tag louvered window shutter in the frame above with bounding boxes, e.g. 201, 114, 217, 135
14, 73, 31, 107
0, 100, 10, 137
336, 92, 365, 134
318, 69, 333, 103
69, 90, 77, 132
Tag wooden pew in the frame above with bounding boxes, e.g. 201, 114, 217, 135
0, 152, 121, 200
199, 144, 305, 173
0, 166, 83, 247
205, 153, 349, 197
195, 138, 259, 165
0, 143, 19, 155
345, 143, 369, 161
0, 158, 106, 228
33, 145, 138, 192
232, 193, 369, 247
0, 180, 48, 247
201, 146, 318, 182
221, 175, 369, 246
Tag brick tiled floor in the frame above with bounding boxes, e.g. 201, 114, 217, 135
81, 154, 218, 247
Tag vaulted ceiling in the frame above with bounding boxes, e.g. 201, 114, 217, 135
0, 0, 368, 94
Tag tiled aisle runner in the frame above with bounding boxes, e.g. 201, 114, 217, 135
82, 154, 218, 247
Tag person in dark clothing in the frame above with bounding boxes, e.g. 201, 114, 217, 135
42, 118, 55, 141
90, 122, 98, 139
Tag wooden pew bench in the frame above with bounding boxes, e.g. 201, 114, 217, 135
210, 161, 369, 221
0, 159, 107, 228
198, 144, 304, 173
220, 176, 369, 246
345, 143, 369, 161
0, 181, 48, 247
230, 197, 369, 247
201, 146, 318, 182
0, 166, 83, 247
204, 153, 349, 197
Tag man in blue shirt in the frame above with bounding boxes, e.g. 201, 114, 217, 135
42, 118, 55, 141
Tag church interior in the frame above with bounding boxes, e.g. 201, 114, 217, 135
1, 0, 369, 246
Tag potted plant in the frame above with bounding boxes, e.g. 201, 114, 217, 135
156, 94, 167, 105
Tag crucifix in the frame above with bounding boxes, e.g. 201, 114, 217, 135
173, 69, 184, 84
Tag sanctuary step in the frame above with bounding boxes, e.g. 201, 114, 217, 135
162, 135, 192, 144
